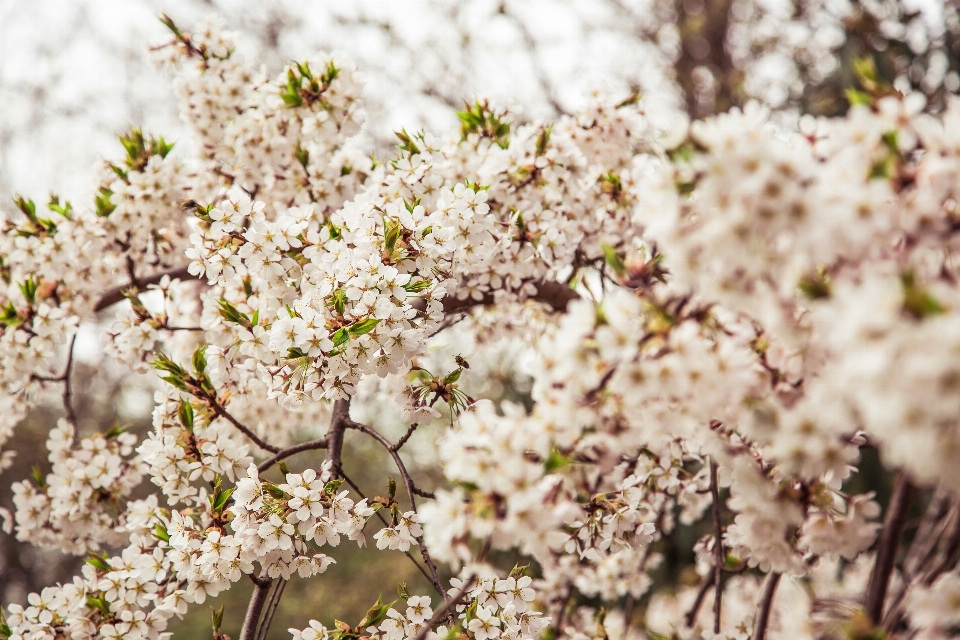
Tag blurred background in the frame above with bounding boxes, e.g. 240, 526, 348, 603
0, 0, 957, 637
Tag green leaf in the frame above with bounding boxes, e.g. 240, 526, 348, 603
601, 244, 626, 276
295, 143, 310, 170
217, 299, 253, 329
902, 270, 946, 320
95, 188, 116, 217
192, 344, 208, 374
443, 369, 462, 385
543, 448, 571, 473
86, 594, 111, 616
17, 277, 38, 303
47, 194, 73, 219
178, 401, 194, 431
211, 605, 225, 634
348, 318, 380, 337
396, 581, 409, 600
395, 129, 421, 154
213, 487, 235, 512
85, 551, 111, 573
154, 522, 171, 543
332, 328, 350, 348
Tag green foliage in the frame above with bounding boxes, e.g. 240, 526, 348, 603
456, 99, 511, 148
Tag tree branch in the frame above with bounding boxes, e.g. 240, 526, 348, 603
94, 265, 193, 312
409, 575, 476, 640
255, 578, 287, 640
326, 398, 351, 477
203, 392, 281, 454
710, 457, 724, 634
865, 472, 914, 623
346, 419, 446, 597
257, 437, 329, 473
239, 579, 272, 640
685, 571, 716, 628
752, 572, 781, 640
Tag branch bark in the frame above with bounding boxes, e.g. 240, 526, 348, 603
865, 472, 914, 624
257, 437, 329, 473
752, 572, 781, 640
94, 265, 193, 312
239, 579, 272, 640
710, 457, 724, 634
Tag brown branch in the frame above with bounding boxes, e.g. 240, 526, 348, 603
239, 579, 272, 640
94, 265, 193, 312
326, 398, 351, 477
685, 571, 716, 628
409, 574, 476, 640
346, 419, 445, 597
204, 393, 281, 454
752, 573, 781, 640
255, 578, 287, 640
95, 264, 580, 318
865, 472, 914, 624
710, 457, 724, 634
391, 422, 420, 452
339, 469, 439, 592
61, 333, 77, 426
257, 437, 329, 473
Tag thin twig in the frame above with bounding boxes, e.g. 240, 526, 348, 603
752, 573, 781, 640
239, 579, 272, 640
347, 420, 445, 596
255, 578, 287, 640
257, 437, 329, 473
327, 398, 350, 477
61, 333, 78, 426
710, 458, 724, 634
339, 470, 439, 592
94, 265, 193, 312
409, 576, 476, 640
865, 472, 914, 624
204, 392, 281, 453
551, 584, 573, 635
685, 571, 716, 628
391, 422, 420, 452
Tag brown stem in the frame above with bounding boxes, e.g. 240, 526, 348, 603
339, 470, 439, 593
61, 333, 78, 426
710, 457, 724, 634
409, 575, 476, 640
551, 584, 574, 635
865, 472, 914, 624
204, 393, 281, 454
391, 422, 420, 452
257, 437, 329, 473
94, 265, 193, 312
95, 265, 580, 318
326, 398, 350, 477
255, 579, 287, 640
347, 419, 446, 597
685, 571, 716, 628
239, 579, 272, 640
752, 573, 781, 640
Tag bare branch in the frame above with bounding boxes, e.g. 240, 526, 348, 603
409, 575, 476, 640
752, 573, 781, 640
710, 457, 724, 634
239, 578, 272, 640
94, 265, 193, 312
326, 398, 351, 478
255, 578, 287, 640
257, 437, 329, 473
203, 392, 281, 454
346, 419, 445, 597
865, 472, 914, 623
685, 571, 716, 628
